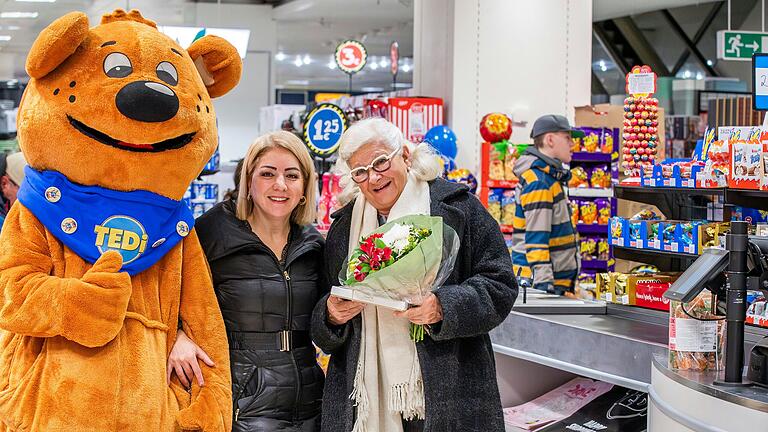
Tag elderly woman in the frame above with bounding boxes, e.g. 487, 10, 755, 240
311, 118, 517, 432
168, 131, 326, 431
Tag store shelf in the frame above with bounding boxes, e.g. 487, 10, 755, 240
568, 188, 613, 198
614, 185, 723, 219
486, 179, 518, 189
613, 245, 699, 271
571, 152, 613, 163
581, 259, 614, 270
576, 223, 608, 235
724, 188, 768, 210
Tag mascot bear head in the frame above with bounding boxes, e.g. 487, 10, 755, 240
18, 9, 241, 200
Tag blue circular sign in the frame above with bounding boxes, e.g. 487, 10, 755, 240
94, 215, 148, 264
303, 103, 347, 156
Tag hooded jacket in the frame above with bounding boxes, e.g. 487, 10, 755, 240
511, 147, 578, 293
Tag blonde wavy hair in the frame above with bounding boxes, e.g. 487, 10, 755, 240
334, 117, 443, 206
236, 131, 317, 225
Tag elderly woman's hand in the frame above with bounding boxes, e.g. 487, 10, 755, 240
394, 292, 443, 324
327, 295, 366, 325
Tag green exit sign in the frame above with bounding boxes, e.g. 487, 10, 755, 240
718, 30, 768, 61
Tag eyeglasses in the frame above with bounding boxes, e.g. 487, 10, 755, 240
349, 147, 401, 184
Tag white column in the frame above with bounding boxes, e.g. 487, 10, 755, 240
414, 0, 593, 173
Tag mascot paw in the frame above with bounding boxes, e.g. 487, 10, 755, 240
176, 389, 228, 432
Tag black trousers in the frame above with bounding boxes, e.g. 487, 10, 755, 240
403, 419, 425, 432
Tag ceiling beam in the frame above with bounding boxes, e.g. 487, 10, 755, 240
670, 2, 723, 76
592, 23, 629, 75
612, 16, 670, 76
661, 9, 719, 77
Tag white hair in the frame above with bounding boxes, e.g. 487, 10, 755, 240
333, 117, 443, 206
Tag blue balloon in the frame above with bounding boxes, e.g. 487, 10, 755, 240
424, 125, 458, 159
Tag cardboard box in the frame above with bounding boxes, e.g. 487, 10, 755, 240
613, 273, 679, 306
387, 97, 443, 144
635, 281, 673, 311
729, 140, 762, 190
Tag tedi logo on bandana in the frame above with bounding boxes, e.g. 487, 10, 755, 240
94, 215, 149, 264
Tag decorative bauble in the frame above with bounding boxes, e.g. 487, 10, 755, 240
425, 125, 459, 158
479, 113, 512, 144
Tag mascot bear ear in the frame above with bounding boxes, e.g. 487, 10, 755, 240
188, 35, 242, 98
26, 11, 89, 79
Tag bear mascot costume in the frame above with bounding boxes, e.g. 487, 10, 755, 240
0, 9, 241, 431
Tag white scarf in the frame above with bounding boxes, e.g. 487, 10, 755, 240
347, 174, 430, 432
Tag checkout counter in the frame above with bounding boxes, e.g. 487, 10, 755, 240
492, 260, 768, 431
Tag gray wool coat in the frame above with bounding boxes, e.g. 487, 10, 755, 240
311, 178, 518, 432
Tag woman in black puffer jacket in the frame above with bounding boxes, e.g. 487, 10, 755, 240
168, 131, 327, 431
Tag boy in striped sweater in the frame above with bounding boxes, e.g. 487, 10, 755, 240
512, 115, 582, 295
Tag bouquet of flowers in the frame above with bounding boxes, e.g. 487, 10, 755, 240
331, 214, 460, 341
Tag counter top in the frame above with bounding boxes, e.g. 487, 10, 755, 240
652, 353, 768, 412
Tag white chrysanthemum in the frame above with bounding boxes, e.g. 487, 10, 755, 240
381, 223, 412, 251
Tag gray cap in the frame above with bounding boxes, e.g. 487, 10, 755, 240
529, 114, 585, 139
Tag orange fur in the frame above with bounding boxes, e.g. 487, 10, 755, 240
0, 9, 241, 431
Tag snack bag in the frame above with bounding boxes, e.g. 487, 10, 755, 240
501, 190, 516, 226
504, 143, 518, 181
570, 200, 580, 228
583, 128, 600, 153
597, 238, 610, 260
580, 200, 598, 224
580, 237, 597, 260
569, 166, 589, 188
489, 142, 506, 180
601, 128, 615, 154
596, 199, 611, 225
487, 189, 502, 222
590, 165, 610, 188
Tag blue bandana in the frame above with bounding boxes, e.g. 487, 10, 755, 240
17, 167, 195, 275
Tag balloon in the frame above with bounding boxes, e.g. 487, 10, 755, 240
479, 113, 513, 143
424, 125, 458, 159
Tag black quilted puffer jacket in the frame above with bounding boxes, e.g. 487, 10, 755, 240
196, 199, 327, 432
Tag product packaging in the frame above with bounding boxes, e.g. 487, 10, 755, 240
569, 166, 589, 188
579, 200, 598, 225
501, 190, 516, 226
590, 165, 611, 188
387, 97, 444, 143
487, 189, 502, 223
669, 292, 726, 371
595, 199, 611, 225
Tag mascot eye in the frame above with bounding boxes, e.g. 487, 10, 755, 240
103, 53, 133, 78
156, 62, 178, 86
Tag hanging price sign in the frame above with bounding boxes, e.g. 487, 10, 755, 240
303, 103, 347, 156
335, 40, 367, 74
390, 41, 399, 76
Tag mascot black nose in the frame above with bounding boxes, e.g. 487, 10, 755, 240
116, 81, 179, 123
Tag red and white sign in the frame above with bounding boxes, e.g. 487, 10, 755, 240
635, 282, 671, 311
390, 41, 399, 76
387, 97, 443, 143
335, 40, 367, 74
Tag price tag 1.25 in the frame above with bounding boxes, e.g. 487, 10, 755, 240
303, 104, 347, 157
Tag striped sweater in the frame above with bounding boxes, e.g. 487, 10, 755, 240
511, 148, 578, 293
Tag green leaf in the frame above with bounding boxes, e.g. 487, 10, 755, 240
375, 238, 387, 249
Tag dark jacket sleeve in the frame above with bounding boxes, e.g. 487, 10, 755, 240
431, 194, 518, 340
311, 211, 353, 354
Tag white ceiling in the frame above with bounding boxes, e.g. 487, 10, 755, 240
0, 0, 734, 92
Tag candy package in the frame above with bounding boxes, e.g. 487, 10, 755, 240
579, 200, 598, 224
569, 166, 589, 188
595, 199, 611, 225
501, 190, 516, 226
590, 165, 611, 188
669, 292, 726, 371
